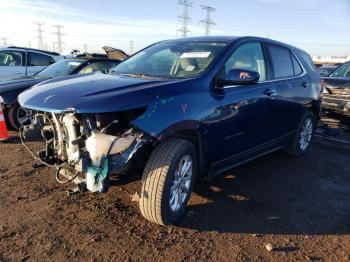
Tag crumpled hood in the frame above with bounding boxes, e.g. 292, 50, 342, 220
18, 73, 179, 113
323, 77, 350, 90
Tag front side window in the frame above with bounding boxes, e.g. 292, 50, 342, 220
221, 42, 267, 81
329, 63, 350, 78
0, 51, 24, 66
28, 52, 51, 66
79, 61, 120, 74
113, 41, 227, 79
35, 59, 85, 78
268, 45, 294, 79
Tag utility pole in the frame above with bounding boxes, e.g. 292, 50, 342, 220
34, 22, 45, 49
199, 5, 216, 36
177, 0, 192, 37
0, 37, 9, 47
129, 40, 134, 55
83, 44, 87, 53
53, 25, 65, 53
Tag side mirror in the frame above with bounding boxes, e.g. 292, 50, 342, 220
216, 69, 260, 87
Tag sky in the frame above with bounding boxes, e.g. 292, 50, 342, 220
0, 0, 349, 56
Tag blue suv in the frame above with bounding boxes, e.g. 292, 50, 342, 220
19, 36, 322, 225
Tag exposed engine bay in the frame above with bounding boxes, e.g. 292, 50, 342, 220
20, 110, 151, 193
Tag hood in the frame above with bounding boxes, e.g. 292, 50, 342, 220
323, 77, 350, 89
102, 46, 129, 61
0, 76, 47, 90
18, 72, 180, 113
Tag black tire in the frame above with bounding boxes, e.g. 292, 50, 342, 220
139, 138, 197, 226
285, 111, 316, 157
8, 102, 29, 130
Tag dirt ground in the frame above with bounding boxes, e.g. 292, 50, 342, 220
0, 115, 350, 262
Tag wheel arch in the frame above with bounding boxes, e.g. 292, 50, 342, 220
151, 124, 211, 178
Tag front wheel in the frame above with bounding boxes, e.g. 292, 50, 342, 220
285, 111, 316, 157
139, 138, 196, 226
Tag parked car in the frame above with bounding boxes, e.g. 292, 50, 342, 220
0, 47, 128, 129
318, 65, 337, 77
322, 61, 350, 117
0, 46, 63, 78
18, 36, 322, 226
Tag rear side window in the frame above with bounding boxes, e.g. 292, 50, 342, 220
291, 54, 303, 76
268, 45, 294, 79
28, 52, 51, 66
298, 51, 318, 73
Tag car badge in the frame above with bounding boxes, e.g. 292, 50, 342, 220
43, 94, 56, 103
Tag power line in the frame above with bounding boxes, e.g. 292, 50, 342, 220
199, 5, 216, 36
177, 0, 192, 37
53, 25, 65, 53
34, 22, 45, 49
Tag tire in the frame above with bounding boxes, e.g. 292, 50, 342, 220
139, 138, 197, 226
8, 102, 30, 130
285, 111, 316, 157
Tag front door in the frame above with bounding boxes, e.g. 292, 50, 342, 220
209, 42, 275, 162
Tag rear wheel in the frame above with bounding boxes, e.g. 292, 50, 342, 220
285, 111, 315, 157
8, 102, 30, 130
139, 138, 196, 226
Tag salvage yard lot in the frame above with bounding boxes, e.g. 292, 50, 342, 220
1, 129, 350, 261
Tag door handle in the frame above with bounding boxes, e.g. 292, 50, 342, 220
302, 82, 310, 88
263, 88, 276, 96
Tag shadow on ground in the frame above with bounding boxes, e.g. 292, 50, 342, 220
178, 143, 350, 235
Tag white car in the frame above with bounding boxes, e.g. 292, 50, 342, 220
0, 46, 63, 79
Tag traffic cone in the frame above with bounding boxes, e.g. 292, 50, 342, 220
0, 102, 10, 141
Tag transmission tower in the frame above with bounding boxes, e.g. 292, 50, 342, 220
129, 40, 134, 55
177, 0, 192, 37
199, 5, 216, 36
0, 37, 9, 47
53, 25, 65, 53
34, 22, 45, 49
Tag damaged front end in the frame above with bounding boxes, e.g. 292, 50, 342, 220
21, 110, 151, 193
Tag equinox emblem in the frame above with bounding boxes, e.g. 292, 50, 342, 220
43, 95, 55, 103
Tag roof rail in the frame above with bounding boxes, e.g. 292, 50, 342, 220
6, 46, 61, 56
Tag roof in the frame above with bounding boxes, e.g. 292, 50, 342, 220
162, 35, 307, 53
5, 46, 61, 56
165, 35, 241, 43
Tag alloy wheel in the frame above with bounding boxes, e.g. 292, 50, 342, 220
169, 154, 193, 212
299, 118, 313, 151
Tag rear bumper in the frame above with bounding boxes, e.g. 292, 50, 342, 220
322, 94, 350, 116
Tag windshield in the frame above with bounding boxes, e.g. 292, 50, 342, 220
36, 59, 85, 78
329, 63, 350, 78
113, 41, 227, 79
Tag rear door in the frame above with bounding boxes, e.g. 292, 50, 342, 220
265, 44, 311, 137
26, 52, 53, 76
0, 50, 26, 78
